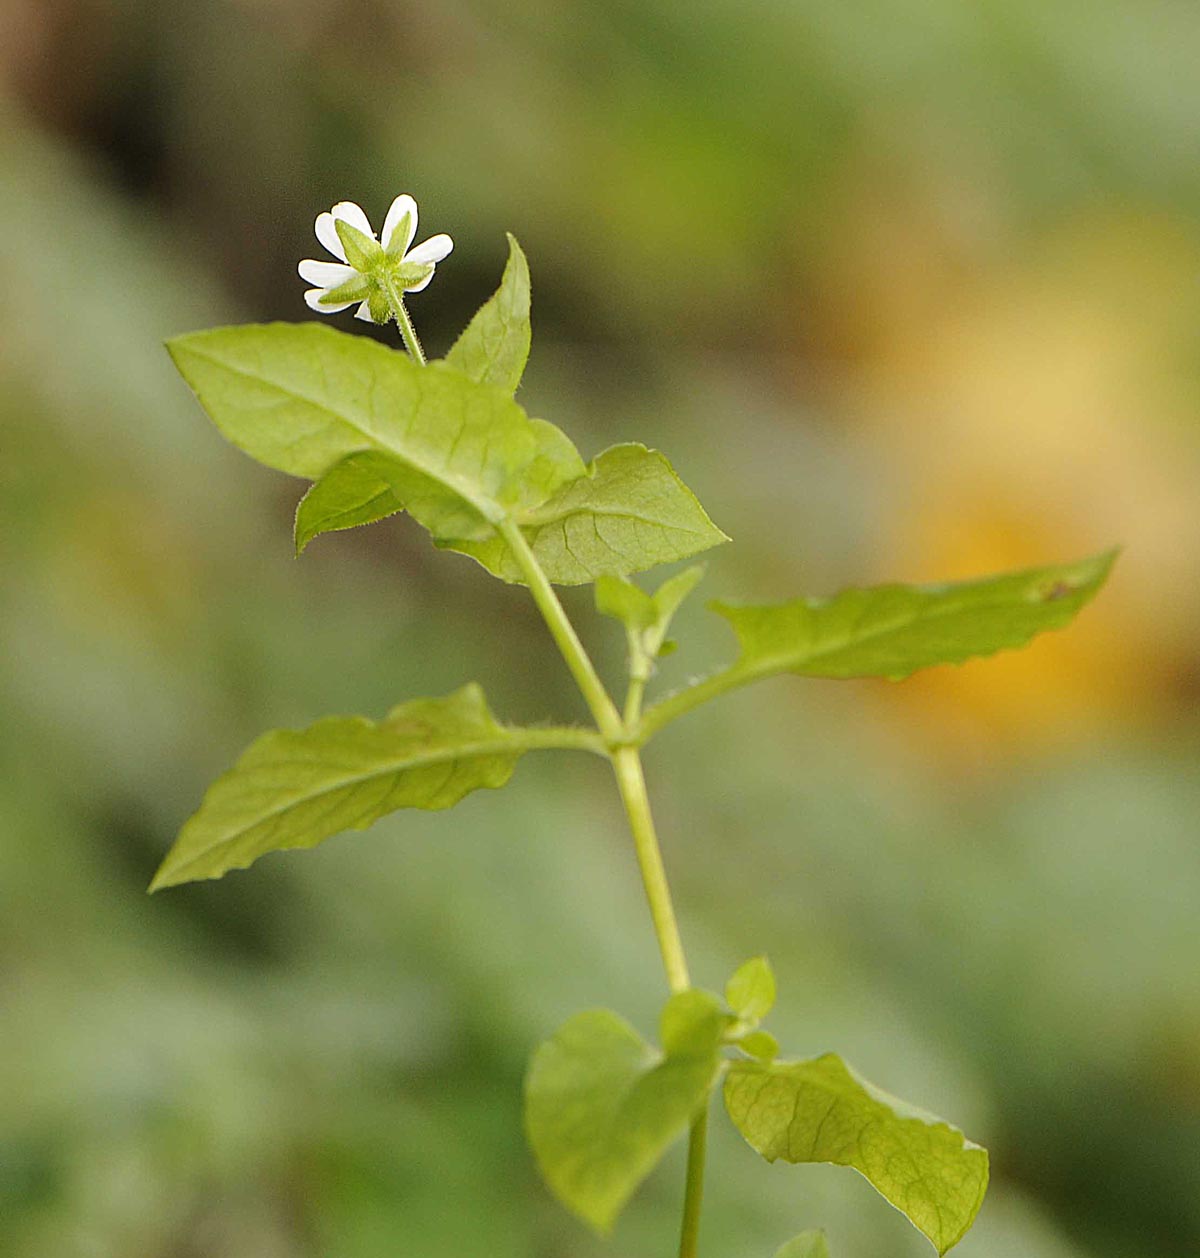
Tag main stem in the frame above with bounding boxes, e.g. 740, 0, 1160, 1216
501, 521, 706, 1256
611, 746, 689, 992
396, 304, 706, 1255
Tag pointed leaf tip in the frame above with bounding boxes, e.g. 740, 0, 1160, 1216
774, 1231, 830, 1258
444, 233, 532, 395
152, 685, 537, 890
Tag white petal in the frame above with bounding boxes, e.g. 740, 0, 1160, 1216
404, 233, 454, 266
381, 194, 418, 254
298, 259, 357, 287
330, 200, 375, 239
304, 287, 355, 314
403, 268, 436, 294
315, 212, 346, 261
354, 300, 376, 322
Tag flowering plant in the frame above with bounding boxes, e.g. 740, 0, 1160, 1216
155, 193, 1114, 1258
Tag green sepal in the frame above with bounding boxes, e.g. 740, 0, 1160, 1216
334, 218, 382, 270
724, 1054, 988, 1254
775, 1231, 830, 1258
367, 290, 390, 324
394, 261, 434, 289
319, 274, 370, 305
443, 233, 532, 396
524, 991, 725, 1234
385, 209, 414, 258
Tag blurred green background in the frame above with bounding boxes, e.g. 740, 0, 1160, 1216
2, 1, 1199, 1255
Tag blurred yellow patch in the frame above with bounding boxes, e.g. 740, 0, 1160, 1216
814, 188, 1200, 757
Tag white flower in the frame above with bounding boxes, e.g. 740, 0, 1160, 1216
297, 195, 454, 323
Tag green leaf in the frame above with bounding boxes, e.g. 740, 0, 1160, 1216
724, 1055, 988, 1254
712, 551, 1116, 682
509, 418, 588, 511
775, 1231, 830, 1258
150, 684, 600, 890
443, 233, 532, 395
294, 419, 586, 554
595, 573, 657, 633
525, 992, 725, 1233
167, 323, 558, 539
294, 450, 404, 553
738, 1030, 780, 1061
725, 955, 776, 1023
659, 988, 730, 1054
448, 444, 729, 585
643, 551, 1116, 734
597, 565, 706, 655
649, 565, 705, 645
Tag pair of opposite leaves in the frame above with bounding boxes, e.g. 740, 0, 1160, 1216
525, 961, 988, 1256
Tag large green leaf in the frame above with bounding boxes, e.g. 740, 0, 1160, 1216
775, 1232, 830, 1258
443, 233, 532, 395
171, 323, 722, 584
150, 685, 600, 890
293, 418, 586, 553
525, 991, 726, 1233
447, 444, 729, 585
642, 551, 1115, 734
725, 1055, 988, 1254
167, 323, 553, 540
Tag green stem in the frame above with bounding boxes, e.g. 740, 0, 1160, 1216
505, 529, 706, 1256
611, 744, 706, 1258
497, 518, 624, 743
610, 746, 689, 993
622, 638, 650, 728
623, 674, 647, 727
636, 668, 744, 742
507, 726, 610, 757
382, 276, 427, 365
677, 1107, 709, 1258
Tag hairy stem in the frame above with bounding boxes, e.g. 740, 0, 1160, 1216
383, 277, 427, 365
635, 669, 741, 741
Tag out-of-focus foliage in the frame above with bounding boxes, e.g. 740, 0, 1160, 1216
1, 2, 1197, 1257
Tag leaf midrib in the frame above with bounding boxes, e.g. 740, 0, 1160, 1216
183, 340, 504, 518
724, 579, 1089, 681
519, 501, 716, 534
159, 733, 528, 884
